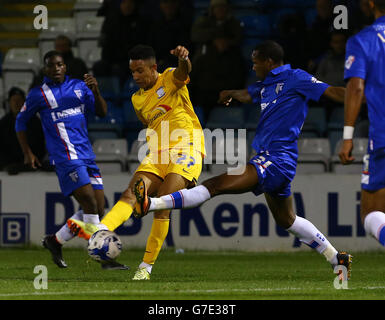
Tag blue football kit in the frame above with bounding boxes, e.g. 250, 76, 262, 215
15, 76, 103, 196
344, 15, 385, 191
247, 64, 329, 197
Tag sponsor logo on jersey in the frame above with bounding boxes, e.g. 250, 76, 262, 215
148, 104, 172, 125
156, 86, 166, 99
50, 105, 85, 121
345, 55, 355, 70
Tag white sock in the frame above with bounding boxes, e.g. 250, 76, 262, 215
287, 216, 338, 265
139, 261, 153, 274
83, 214, 100, 224
364, 211, 385, 246
149, 185, 211, 211
55, 210, 84, 244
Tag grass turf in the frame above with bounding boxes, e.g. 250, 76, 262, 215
0, 246, 384, 300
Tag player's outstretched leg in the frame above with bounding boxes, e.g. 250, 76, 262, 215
42, 209, 86, 268
265, 193, 352, 279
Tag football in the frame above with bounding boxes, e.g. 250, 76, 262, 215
87, 230, 122, 261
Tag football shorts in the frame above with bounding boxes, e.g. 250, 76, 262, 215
248, 151, 295, 198
136, 148, 203, 184
361, 147, 385, 191
55, 159, 104, 196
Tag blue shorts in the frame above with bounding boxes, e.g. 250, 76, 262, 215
55, 159, 104, 196
361, 148, 385, 191
248, 152, 294, 198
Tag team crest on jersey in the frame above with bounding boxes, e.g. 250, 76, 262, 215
74, 90, 82, 100
276, 83, 284, 94
345, 55, 355, 70
69, 171, 79, 183
156, 87, 166, 99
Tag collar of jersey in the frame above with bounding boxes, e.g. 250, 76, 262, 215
262, 64, 291, 84
43, 75, 69, 85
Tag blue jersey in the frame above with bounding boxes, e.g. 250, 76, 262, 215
16, 76, 96, 165
344, 15, 385, 151
247, 64, 329, 166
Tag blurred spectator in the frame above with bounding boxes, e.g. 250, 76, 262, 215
93, 0, 149, 83
276, 12, 309, 70
191, 0, 242, 59
97, 0, 120, 17
148, 0, 192, 72
316, 31, 347, 87
32, 35, 88, 87
138, 0, 194, 23
307, 0, 335, 72
190, 33, 246, 118
315, 31, 347, 120
0, 88, 45, 175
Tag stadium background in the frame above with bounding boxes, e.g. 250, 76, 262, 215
0, 0, 379, 251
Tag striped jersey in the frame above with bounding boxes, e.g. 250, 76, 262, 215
15, 76, 96, 164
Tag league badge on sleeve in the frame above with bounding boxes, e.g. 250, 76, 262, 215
345, 55, 355, 70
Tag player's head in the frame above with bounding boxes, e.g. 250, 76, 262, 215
43, 50, 67, 83
369, 0, 385, 14
252, 41, 284, 80
8, 87, 25, 117
129, 45, 158, 90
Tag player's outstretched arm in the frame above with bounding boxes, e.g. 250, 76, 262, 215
338, 77, 365, 165
84, 74, 108, 118
170, 45, 192, 82
323, 86, 346, 103
16, 131, 41, 169
218, 89, 252, 106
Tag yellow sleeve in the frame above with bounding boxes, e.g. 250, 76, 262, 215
164, 67, 190, 90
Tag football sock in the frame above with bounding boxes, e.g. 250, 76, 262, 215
287, 216, 338, 265
149, 185, 211, 211
83, 213, 100, 224
143, 218, 170, 265
364, 211, 385, 246
101, 200, 133, 231
56, 210, 84, 244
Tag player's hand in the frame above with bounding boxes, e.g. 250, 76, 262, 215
170, 46, 189, 61
338, 139, 355, 165
218, 90, 233, 106
24, 152, 41, 170
84, 74, 99, 93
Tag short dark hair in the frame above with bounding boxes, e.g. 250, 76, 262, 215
254, 40, 284, 64
43, 50, 63, 65
129, 45, 156, 61
8, 87, 25, 100
373, 0, 385, 11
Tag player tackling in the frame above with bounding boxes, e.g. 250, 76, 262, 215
339, 0, 385, 248
134, 41, 353, 278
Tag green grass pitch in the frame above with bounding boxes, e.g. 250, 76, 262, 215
0, 246, 384, 300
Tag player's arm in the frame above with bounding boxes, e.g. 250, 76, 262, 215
338, 77, 365, 165
323, 86, 346, 103
218, 89, 252, 106
16, 130, 41, 169
170, 45, 192, 82
84, 74, 108, 117
15, 96, 42, 169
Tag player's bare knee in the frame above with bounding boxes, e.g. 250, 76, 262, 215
202, 179, 218, 197
154, 210, 170, 219
120, 187, 136, 206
